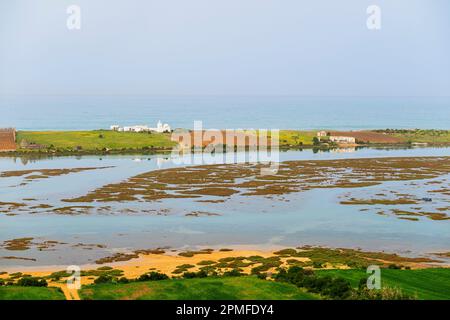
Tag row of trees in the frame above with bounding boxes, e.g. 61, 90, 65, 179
273, 266, 413, 300
0, 276, 48, 287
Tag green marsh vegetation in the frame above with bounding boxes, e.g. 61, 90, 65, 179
375, 129, 450, 144
58, 157, 449, 222
11, 129, 450, 156
15, 130, 176, 153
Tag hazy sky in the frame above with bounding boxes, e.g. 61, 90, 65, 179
1, 0, 449, 96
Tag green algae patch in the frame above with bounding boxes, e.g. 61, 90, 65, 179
51, 206, 94, 215
341, 198, 418, 205
95, 253, 139, 264
61, 156, 450, 206
95, 248, 166, 264
179, 187, 238, 197
2, 238, 34, 251
399, 217, 420, 221
391, 209, 449, 221
178, 249, 214, 257
1, 256, 37, 262
185, 211, 221, 217
0, 201, 27, 208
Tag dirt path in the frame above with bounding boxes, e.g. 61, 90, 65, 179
51, 282, 80, 300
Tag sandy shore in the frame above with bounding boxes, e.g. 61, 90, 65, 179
1, 247, 448, 301
1, 247, 445, 281
1, 249, 276, 279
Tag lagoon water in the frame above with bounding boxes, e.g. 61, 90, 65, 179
1, 95, 449, 268
1, 95, 450, 130
0, 147, 449, 268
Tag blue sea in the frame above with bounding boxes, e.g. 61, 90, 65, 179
1, 95, 449, 130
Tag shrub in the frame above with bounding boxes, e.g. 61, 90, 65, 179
97, 266, 113, 271
94, 275, 113, 284
256, 273, 267, 280
47, 270, 71, 281
197, 260, 216, 266
274, 266, 352, 299
273, 249, 297, 256
176, 264, 195, 270
355, 287, 414, 300
223, 269, 244, 277
137, 272, 169, 281
313, 137, 320, 145
182, 272, 197, 279
117, 277, 130, 284
246, 256, 265, 262
218, 257, 236, 263
17, 277, 48, 287
312, 261, 323, 268
322, 278, 353, 299
182, 270, 208, 279
9, 272, 23, 279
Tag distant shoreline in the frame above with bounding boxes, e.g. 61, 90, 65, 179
0, 129, 449, 156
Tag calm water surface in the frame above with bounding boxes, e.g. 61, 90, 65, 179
0, 147, 449, 268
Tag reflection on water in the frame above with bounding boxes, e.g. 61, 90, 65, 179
0, 147, 449, 268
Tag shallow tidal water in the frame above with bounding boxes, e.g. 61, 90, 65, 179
0, 146, 449, 269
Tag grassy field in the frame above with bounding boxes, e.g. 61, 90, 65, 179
80, 276, 317, 300
278, 129, 450, 146
0, 286, 65, 300
278, 130, 318, 146
2, 269, 449, 300
16, 130, 176, 151
15, 130, 319, 150
76, 269, 450, 300
12, 129, 450, 154
317, 268, 450, 300
374, 129, 450, 144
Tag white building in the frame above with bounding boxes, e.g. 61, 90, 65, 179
153, 120, 171, 133
124, 125, 150, 132
317, 131, 328, 137
109, 121, 171, 133
329, 136, 356, 144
